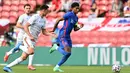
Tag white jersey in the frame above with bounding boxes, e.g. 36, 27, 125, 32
17, 14, 31, 42
27, 14, 46, 41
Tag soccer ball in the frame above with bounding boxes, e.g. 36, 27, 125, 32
112, 64, 121, 73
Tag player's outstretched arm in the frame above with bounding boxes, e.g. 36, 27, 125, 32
52, 17, 64, 32
42, 29, 57, 38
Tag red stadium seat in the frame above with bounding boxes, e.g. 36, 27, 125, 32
18, 4, 24, 11
126, 31, 130, 37
0, 6, 2, 12
106, 11, 119, 17
1, 11, 9, 18
0, 13, 1, 18
117, 37, 126, 46
82, 12, 90, 18
99, 31, 109, 37
117, 31, 126, 37
99, 0, 108, 5
29, 0, 36, 6
20, 0, 28, 5
89, 37, 100, 44
36, 0, 44, 5
107, 4, 112, 11
108, 37, 117, 45
82, 37, 90, 44
28, 0, 36, 11
81, 0, 92, 6
99, 37, 109, 43
81, 3, 90, 12
108, 32, 117, 37
108, 0, 113, 4
90, 31, 100, 37
98, 5, 108, 11
18, 10, 24, 16
95, 0, 100, 5
12, 0, 19, 6
57, 12, 65, 18
2, 5, 10, 11
9, 11, 18, 18
11, 5, 19, 11
3, 0, 11, 6
77, 12, 82, 18
9, 16, 17, 24
46, 12, 57, 18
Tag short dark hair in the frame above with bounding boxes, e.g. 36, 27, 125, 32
39, 5, 49, 10
71, 2, 79, 8
24, 4, 31, 8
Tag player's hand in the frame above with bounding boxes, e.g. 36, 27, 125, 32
50, 32, 57, 38
80, 23, 84, 28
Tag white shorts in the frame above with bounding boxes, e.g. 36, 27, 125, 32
23, 36, 36, 49
16, 31, 25, 44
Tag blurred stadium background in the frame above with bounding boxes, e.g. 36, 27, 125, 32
0, 0, 130, 73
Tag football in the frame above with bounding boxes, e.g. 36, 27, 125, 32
112, 64, 121, 73
76, 22, 84, 28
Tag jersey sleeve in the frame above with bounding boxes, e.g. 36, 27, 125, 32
17, 15, 23, 23
28, 15, 37, 25
63, 12, 70, 20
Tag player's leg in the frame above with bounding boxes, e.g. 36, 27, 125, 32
53, 39, 72, 72
23, 37, 36, 70
3, 52, 29, 72
4, 41, 22, 62
28, 54, 36, 70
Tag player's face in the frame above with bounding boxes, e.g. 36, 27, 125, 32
24, 6, 31, 14
73, 6, 80, 14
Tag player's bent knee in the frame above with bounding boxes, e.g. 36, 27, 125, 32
65, 52, 71, 57
28, 47, 34, 55
21, 52, 29, 60
21, 55, 27, 60
30, 52, 34, 55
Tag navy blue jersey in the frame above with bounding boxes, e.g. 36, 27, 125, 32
58, 11, 78, 38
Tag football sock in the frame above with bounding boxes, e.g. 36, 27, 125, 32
57, 47, 71, 66
7, 49, 13, 56
7, 43, 22, 55
6, 57, 23, 67
57, 52, 71, 66
12, 42, 22, 53
28, 54, 34, 66
55, 44, 58, 50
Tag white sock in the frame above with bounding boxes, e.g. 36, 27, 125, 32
55, 65, 59, 68
28, 54, 34, 66
19, 45, 29, 54
7, 49, 14, 55
54, 44, 58, 50
55, 45, 58, 50
6, 57, 23, 67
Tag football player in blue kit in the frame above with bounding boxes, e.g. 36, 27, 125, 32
49, 2, 84, 72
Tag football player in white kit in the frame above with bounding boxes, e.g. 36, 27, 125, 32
3, 4, 36, 70
3, 4, 56, 73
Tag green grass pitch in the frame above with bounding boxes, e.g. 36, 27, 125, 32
0, 65, 130, 73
